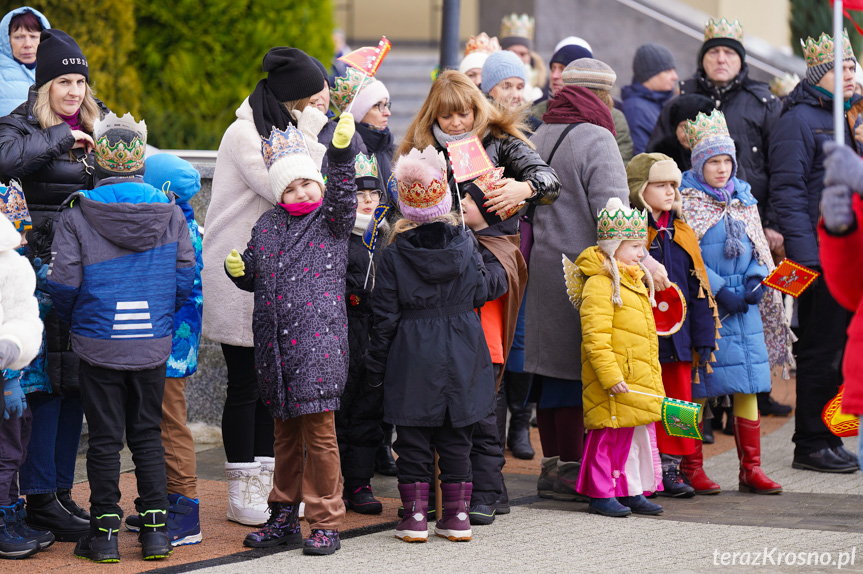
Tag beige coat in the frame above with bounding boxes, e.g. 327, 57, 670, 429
201, 98, 272, 347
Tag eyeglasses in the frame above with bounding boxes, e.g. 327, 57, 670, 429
355, 190, 382, 201
372, 101, 391, 113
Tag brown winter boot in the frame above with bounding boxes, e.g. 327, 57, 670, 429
734, 415, 782, 494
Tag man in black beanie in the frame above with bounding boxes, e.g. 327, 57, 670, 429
622, 43, 678, 155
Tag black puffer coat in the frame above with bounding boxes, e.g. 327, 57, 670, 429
367, 222, 494, 428
678, 65, 781, 224
769, 81, 863, 268
0, 86, 108, 396
0, 86, 109, 228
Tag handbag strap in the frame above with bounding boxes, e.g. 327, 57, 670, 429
524, 123, 578, 222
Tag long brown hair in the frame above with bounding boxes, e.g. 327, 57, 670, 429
396, 70, 533, 158
34, 78, 101, 133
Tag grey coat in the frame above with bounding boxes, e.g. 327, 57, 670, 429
523, 122, 629, 380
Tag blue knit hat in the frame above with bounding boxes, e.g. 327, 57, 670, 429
632, 42, 676, 84
550, 44, 593, 68
481, 50, 527, 95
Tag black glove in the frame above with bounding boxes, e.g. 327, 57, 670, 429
694, 346, 714, 367
367, 372, 384, 388
715, 286, 748, 315
743, 276, 765, 305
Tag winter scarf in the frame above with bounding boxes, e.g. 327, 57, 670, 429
250, 78, 296, 138
679, 171, 796, 375
542, 85, 616, 135
432, 122, 474, 147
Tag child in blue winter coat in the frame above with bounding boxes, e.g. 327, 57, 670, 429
679, 110, 792, 496
120, 153, 205, 546
46, 113, 195, 563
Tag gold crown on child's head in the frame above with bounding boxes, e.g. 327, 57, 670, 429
94, 112, 147, 173
465, 32, 501, 57
354, 152, 379, 179
597, 198, 647, 241
260, 125, 311, 171
801, 30, 855, 68
685, 110, 730, 150
500, 13, 534, 41
704, 18, 743, 42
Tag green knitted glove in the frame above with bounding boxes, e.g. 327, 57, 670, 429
332, 113, 355, 149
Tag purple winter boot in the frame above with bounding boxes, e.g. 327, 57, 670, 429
434, 482, 472, 542
395, 483, 429, 542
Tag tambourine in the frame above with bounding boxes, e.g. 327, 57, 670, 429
653, 282, 687, 336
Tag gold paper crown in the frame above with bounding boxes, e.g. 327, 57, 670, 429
354, 152, 379, 179
260, 125, 311, 171
94, 112, 147, 173
464, 32, 501, 57
469, 167, 518, 220
500, 13, 534, 41
596, 198, 647, 241
0, 179, 30, 232
685, 110, 730, 150
396, 148, 449, 210
770, 73, 800, 97
704, 18, 743, 42
801, 30, 855, 67
329, 67, 366, 113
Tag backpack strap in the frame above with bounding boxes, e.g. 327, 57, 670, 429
523, 123, 578, 222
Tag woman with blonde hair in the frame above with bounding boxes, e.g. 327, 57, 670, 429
0, 28, 107, 542
397, 70, 559, 220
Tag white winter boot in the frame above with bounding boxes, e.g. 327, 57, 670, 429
225, 461, 270, 526
255, 456, 305, 519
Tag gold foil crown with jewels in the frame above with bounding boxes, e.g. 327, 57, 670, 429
685, 110, 731, 150
596, 198, 648, 241
354, 152, 379, 179
801, 30, 855, 67
464, 32, 501, 57
329, 67, 366, 113
395, 147, 448, 210
94, 112, 147, 173
704, 18, 743, 42
260, 124, 311, 170
500, 13, 534, 42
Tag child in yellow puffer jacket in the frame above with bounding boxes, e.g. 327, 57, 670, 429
562, 197, 665, 518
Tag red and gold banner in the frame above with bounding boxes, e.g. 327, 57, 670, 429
822, 385, 860, 437
761, 258, 819, 298
337, 36, 392, 77
446, 135, 495, 183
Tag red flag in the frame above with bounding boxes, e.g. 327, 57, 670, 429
822, 385, 859, 437
761, 258, 820, 298
835, 0, 863, 11
445, 136, 495, 183
337, 36, 392, 77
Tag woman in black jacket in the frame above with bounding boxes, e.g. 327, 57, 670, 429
0, 29, 106, 541
396, 70, 560, 227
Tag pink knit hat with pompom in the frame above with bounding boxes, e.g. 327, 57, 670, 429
393, 146, 452, 223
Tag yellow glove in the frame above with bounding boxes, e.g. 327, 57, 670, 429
332, 113, 355, 149
225, 249, 245, 277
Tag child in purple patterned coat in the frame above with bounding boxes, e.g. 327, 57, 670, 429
225, 110, 357, 556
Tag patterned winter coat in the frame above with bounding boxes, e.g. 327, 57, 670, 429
143, 154, 204, 378
230, 145, 357, 419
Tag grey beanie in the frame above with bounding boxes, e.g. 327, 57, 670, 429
481, 50, 527, 95
633, 42, 676, 84
563, 58, 617, 91
806, 57, 856, 85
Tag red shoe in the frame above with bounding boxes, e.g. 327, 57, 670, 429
680, 440, 721, 495
734, 415, 782, 494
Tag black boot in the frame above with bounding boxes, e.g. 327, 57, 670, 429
74, 514, 121, 563
375, 425, 398, 476
506, 372, 536, 460
0, 506, 39, 560
138, 509, 172, 560
57, 489, 90, 521
25, 492, 89, 542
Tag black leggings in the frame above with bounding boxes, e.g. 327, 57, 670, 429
220, 344, 274, 462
